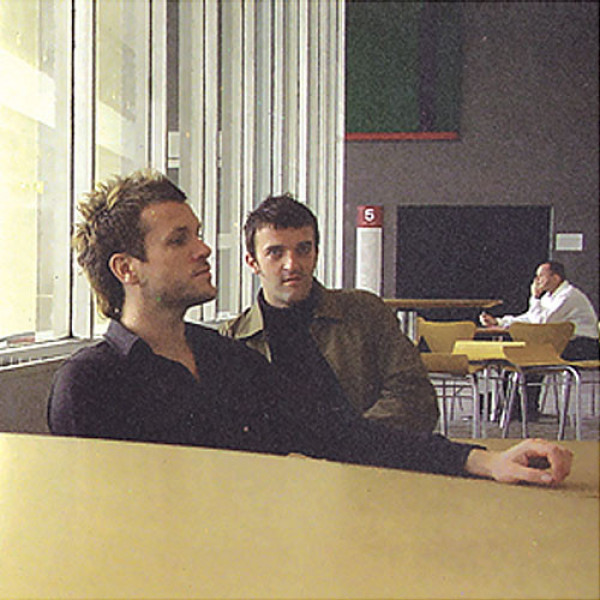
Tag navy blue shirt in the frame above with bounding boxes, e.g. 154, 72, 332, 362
48, 320, 481, 475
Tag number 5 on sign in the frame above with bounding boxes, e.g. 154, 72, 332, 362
356, 205, 383, 294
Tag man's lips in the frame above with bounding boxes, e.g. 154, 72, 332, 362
193, 266, 211, 277
282, 275, 303, 285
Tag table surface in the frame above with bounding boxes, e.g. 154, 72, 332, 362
384, 298, 503, 310
0, 433, 598, 599
453, 339, 527, 361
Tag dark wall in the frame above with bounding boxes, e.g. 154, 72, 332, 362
343, 2, 599, 314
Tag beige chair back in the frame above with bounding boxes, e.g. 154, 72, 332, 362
420, 352, 470, 376
418, 319, 476, 353
508, 322, 574, 356
502, 343, 568, 367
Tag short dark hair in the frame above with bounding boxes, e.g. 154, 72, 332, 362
73, 169, 187, 319
546, 261, 566, 280
244, 193, 320, 258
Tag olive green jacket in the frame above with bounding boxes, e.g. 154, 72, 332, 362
220, 281, 438, 433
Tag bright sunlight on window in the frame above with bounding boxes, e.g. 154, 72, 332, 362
0, 1, 71, 347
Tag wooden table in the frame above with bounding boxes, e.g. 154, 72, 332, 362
384, 299, 504, 311
384, 298, 503, 341
0, 433, 597, 599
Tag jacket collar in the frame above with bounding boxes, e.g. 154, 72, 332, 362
311, 280, 346, 320
236, 279, 344, 339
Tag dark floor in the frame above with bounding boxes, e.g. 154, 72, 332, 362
441, 413, 600, 441
434, 387, 600, 441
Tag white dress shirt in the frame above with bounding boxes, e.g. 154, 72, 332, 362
498, 280, 599, 339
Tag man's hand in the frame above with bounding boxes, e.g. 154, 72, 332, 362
465, 439, 573, 485
530, 279, 545, 299
479, 312, 498, 327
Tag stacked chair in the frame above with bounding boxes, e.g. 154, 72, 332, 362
417, 318, 486, 437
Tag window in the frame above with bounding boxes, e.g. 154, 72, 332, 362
0, 0, 344, 361
0, 0, 71, 346
175, 0, 345, 322
93, 0, 152, 335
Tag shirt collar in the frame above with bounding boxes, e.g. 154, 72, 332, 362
104, 319, 150, 358
104, 318, 202, 359
549, 279, 570, 297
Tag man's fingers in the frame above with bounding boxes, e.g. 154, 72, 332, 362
497, 439, 573, 485
511, 464, 555, 485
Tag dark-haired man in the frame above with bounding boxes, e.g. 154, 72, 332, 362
48, 170, 572, 485
221, 194, 439, 433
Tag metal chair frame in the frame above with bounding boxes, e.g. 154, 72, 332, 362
418, 319, 487, 437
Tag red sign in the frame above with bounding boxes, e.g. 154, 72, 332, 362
357, 205, 383, 228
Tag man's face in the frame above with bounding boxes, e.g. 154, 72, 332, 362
534, 263, 560, 294
246, 225, 318, 308
134, 201, 216, 310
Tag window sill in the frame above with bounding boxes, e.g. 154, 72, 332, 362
0, 338, 97, 369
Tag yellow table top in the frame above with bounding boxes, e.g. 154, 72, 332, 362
453, 339, 526, 361
0, 433, 598, 599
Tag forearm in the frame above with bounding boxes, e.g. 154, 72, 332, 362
464, 448, 496, 479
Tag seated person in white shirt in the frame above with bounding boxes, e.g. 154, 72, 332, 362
480, 261, 599, 420
480, 261, 598, 360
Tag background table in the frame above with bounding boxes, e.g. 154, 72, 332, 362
0, 433, 598, 599
384, 298, 503, 341
475, 326, 513, 339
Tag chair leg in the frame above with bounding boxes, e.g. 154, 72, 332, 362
539, 376, 549, 414
557, 368, 582, 441
518, 375, 529, 439
501, 372, 518, 438
558, 372, 570, 441
571, 368, 582, 441
489, 366, 502, 422
471, 375, 481, 438
480, 373, 489, 438
437, 381, 448, 436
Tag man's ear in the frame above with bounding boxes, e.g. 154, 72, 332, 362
108, 253, 139, 285
245, 252, 261, 276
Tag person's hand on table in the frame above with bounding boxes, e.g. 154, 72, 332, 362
479, 311, 498, 327
465, 439, 573, 486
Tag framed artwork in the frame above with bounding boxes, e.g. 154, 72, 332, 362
346, 1, 463, 141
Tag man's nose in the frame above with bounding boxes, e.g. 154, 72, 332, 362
193, 238, 212, 259
282, 250, 299, 270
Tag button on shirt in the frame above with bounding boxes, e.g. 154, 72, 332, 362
498, 281, 599, 339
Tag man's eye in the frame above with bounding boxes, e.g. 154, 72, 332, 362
298, 244, 313, 255
267, 248, 283, 258
169, 236, 186, 246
